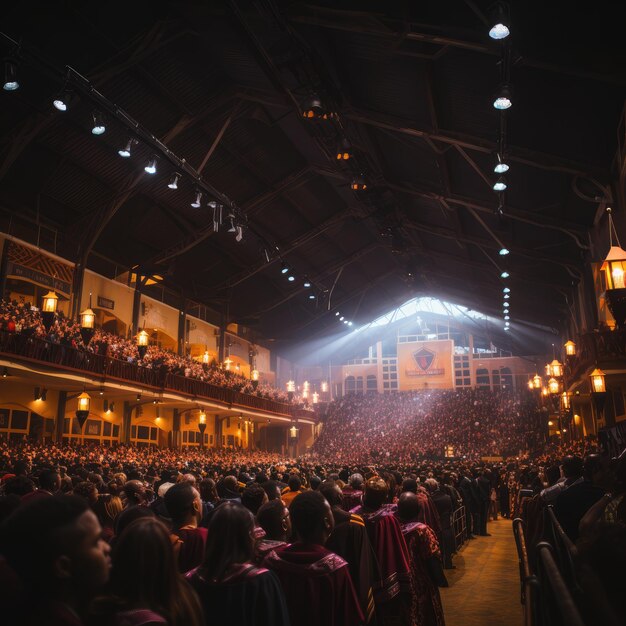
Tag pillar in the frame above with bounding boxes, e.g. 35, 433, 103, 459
131, 280, 143, 337
172, 408, 181, 449
177, 297, 187, 356
70, 261, 85, 321
122, 400, 132, 444
55, 390, 67, 442
214, 414, 222, 448
0, 238, 10, 300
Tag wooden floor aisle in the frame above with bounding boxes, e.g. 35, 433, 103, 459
440, 518, 523, 626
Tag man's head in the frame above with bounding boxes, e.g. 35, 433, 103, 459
256, 499, 291, 541
349, 473, 364, 490
362, 477, 388, 510
262, 480, 283, 502
397, 492, 420, 522
241, 484, 268, 515
222, 475, 240, 495
287, 474, 302, 492
561, 456, 583, 479
401, 478, 418, 494
74, 481, 99, 506
0, 495, 110, 598
164, 482, 202, 527
39, 469, 61, 494
289, 491, 333, 544
319, 480, 343, 508
424, 478, 439, 493
123, 480, 147, 506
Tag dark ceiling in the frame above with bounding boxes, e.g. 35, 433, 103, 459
1, 1, 625, 354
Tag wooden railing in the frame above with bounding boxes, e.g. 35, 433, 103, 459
567, 328, 626, 384
0, 330, 314, 420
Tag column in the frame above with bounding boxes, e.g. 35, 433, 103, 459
122, 401, 132, 444
177, 297, 187, 356
214, 414, 222, 448
172, 408, 181, 449
55, 391, 67, 442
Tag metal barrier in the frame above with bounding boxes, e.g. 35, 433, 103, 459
452, 504, 467, 548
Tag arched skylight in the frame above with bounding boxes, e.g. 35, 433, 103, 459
360, 297, 488, 330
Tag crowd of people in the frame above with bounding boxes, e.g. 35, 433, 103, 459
312, 389, 544, 463
0, 298, 295, 404
0, 433, 622, 626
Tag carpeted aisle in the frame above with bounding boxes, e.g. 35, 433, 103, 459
440, 518, 523, 626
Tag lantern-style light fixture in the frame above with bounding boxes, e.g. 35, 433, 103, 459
590, 368, 606, 394
601, 208, 626, 327
564, 341, 576, 357
312, 391, 319, 404
251, 369, 259, 381
42, 290, 59, 313
527, 379, 534, 391
202, 350, 210, 364
548, 377, 560, 395
541, 386, 549, 397
224, 357, 233, 371
548, 420, 554, 427
286, 380, 296, 393
561, 391, 571, 411
198, 410, 207, 447
321, 381, 328, 393
79, 304, 96, 346
532, 374, 542, 389
77, 391, 91, 413
289, 424, 298, 438
80, 307, 95, 329
137, 329, 149, 360
549, 359, 563, 378
544, 363, 551, 376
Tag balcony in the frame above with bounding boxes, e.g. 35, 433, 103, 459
566, 328, 626, 386
0, 330, 314, 421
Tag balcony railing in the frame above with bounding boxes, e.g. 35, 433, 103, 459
567, 328, 626, 384
0, 330, 314, 420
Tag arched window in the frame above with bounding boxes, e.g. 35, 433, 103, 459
500, 367, 513, 389
476, 368, 490, 386
345, 376, 356, 394
366, 375, 377, 393
356, 376, 364, 394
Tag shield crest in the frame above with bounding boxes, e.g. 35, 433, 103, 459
413, 348, 435, 371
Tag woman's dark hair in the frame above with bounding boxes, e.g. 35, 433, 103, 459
105, 517, 203, 626
201, 502, 254, 581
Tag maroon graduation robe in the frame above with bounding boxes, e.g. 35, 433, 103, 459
396, 519, 446, 626
264, 542, 365, 626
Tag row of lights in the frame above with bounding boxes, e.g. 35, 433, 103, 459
280, 262, 317, 301
334, 311, 353, 327
487, 3, 512, 330
3, 59, 246, 243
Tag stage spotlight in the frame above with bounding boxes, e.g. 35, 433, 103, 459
500, 271, 509, 278
489, 2, 510, 40
350, 175, 368, 191
144, 156, 157, 174
91, 111, 106, 135
308, 294, 315, 300
493, 177, 507, 192
504, 302, 509, 308
168, 173, 180, 189
281, 262, 289, 274
335, 312, 340, 316
504, 315, 510, 320
493, 84, 513, 110
504, 294, 510, 299
235, 226, 243, 242
499, 248, 509, 256
288, 275, 295, 282
339, 316, 344, 321
503, 287, 510, 293
3, 59, 19, 91
118, 138, 137, 158
191, 190, 203, 208
53, 88, 72, 111
301, 93, 325, 119
494, 153, 509, 173
335, 138, 353, 160
228, 217, 237, 233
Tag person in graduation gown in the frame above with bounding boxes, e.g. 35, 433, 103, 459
351, 476, 414, 625
164, 483, 207, 573
394, 492, 447, 626
187, 501, 290, 626
254, 499, 291, 565
320, 479, 380, 624
264, 490, 365, 626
